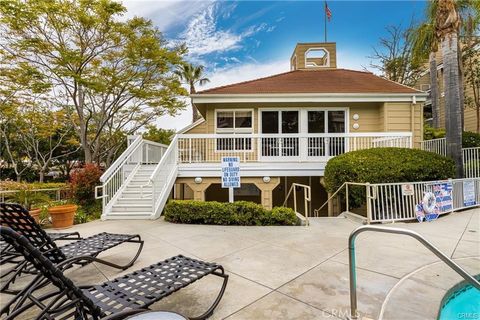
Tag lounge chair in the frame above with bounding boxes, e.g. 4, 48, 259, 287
0, 226, 228, 320
1, 231, 82, 264
0, 203, 144, 294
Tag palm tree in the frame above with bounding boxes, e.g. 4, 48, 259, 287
175, 63, 210, 123
412, 0, 479, 177
411, 22, 440, 128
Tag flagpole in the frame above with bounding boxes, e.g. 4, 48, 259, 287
324, 0, 327, 42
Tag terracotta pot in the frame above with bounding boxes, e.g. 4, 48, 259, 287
48, 204, 77, 229
29, 208, 41, 224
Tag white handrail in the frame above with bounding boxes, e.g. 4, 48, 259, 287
148, 135, 179, 215
100, 135, 142, 182
283, 183, 311, 225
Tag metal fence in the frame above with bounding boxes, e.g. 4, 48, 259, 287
346, 178, 480, 223
0, 188, 68, 205
420, 138, 480, 178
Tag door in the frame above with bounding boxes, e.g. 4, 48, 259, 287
261, 110, 299, 159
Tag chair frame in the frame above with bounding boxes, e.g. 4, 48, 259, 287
0, 203, 144, 294
1, 227, 228, 320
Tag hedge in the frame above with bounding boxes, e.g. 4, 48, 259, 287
424, 125, 480, 148
164, 200, 298, 226
324, 147, 456, 208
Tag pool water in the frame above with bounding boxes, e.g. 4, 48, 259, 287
438, 281, 480, 320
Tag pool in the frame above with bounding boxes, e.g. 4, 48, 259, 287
438, 277, 480, 320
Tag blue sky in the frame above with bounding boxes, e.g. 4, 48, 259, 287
123, 0, 428, 129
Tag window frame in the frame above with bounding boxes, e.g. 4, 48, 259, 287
214, 109, 254, 152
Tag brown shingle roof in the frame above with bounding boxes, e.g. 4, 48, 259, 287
197, 69, 422, 95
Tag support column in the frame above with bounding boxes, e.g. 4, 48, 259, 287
176, 178, 215, 202
248, 177, 280, 210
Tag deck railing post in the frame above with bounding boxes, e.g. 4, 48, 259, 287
366, 183, 371, 224
346, 183, 350, 213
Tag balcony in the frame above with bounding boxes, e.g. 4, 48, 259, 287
177, 132, 413, 164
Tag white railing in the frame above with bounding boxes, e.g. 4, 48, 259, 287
177, 132, 412, 163
365, 178, 480, 223
97, 136, 168, 214
148, 135, 179, 218
420, 138, 480, 178
420, 138, 447, 156
282, 183, 311, 225
463, 147, 480, 178
314, 178, 480, 224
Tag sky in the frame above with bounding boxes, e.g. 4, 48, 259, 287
122, 0, 429, 130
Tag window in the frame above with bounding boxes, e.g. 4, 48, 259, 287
216, 110, 253, 151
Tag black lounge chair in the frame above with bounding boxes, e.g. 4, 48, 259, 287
1, 231, 82, 265
0, 227, 228, 320
0, 203, 144, 294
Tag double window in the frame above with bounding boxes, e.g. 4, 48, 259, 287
216, 110, 253, 151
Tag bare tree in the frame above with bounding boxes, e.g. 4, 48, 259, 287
369, 22, 424, 87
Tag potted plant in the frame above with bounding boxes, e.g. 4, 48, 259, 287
8, 190, 50, 224
48, 201, 78, 229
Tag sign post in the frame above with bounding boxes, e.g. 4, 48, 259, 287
221, 157, 240, 203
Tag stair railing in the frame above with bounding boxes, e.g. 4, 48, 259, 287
147, 135, 179, 218
97, 136, 144, 217
282, 183, 311, 225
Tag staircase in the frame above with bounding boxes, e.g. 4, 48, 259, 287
97, 136, 178, 220
108, 165, 156, 219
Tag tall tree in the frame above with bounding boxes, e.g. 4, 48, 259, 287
369, 22, 424, 87
411, 22, 441, 128
0, 0, 187, 164
463, 44, 480, 133
435, 0, 463, 177
175, 63, 210, 122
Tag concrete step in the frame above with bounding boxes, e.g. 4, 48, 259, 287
103, 212, 154, 220
124, 185, 152, 191
120, 191, 153, 198
129, 180, 150, 186
116, 198, 152, 205
111, 204, 153, 212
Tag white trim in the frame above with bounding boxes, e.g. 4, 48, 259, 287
214, 108, 254, 152
304, 47, 330, 68
177, 118, 206, 134
191, 93, 428, 104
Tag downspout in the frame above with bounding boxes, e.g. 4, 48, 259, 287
411, 96, 416, 148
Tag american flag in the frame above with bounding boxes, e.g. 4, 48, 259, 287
325, 2, 332, 21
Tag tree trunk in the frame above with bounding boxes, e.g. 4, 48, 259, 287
477, 104, 480, 133
190, 84, 199, 123
429, 52, 440, 128
16, 174, 21, 182
457, 40, 464, 129
441, 33, 463, 178
39, 170, 45, 183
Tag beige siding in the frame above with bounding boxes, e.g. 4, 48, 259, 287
349, 104, 381, 132
384, 102, 423, 147
183, 120, 207, 134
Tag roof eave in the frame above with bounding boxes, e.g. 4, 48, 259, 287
191, 92, 428, 104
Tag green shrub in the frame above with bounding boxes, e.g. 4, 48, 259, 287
423, 125, 480, 148
164, 200, 297, 226
324, 148, 456, 208
462, 131, 480, 148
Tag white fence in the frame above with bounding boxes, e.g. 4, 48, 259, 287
177, 132, 412, 163
420, 138, 480, 178
343, 178, 480, 223
420, 138, 447, 156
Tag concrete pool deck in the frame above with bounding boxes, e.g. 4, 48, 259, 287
1, 208, 479, 319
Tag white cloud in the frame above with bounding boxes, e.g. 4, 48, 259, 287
336, 50, 372, 73
156, 59, 291, 131
177, 3, 273, 58
122, 0, 212, 31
